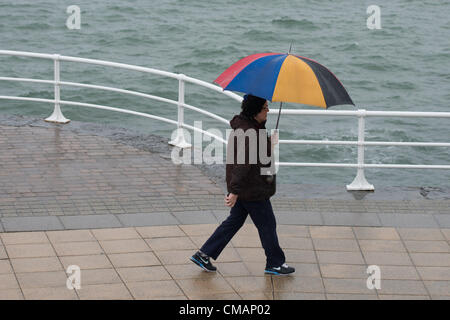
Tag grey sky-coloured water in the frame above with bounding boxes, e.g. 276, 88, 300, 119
0, 0, 449, 187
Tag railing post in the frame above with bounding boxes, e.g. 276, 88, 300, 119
45, 54, 70, 123
169, 74, 191, 148
346, 109, 375, 191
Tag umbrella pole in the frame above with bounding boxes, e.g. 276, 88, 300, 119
275, 102, 283, 130
275, 44, 291, 130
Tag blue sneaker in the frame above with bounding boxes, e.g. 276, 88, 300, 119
190, 251, 217, 272
265, 263, 295, 275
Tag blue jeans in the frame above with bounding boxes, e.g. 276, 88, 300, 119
200, 198, 285, 269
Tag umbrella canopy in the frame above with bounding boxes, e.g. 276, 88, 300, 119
214, 53, 354, 109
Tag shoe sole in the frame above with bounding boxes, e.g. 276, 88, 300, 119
264, 270, 295, 276
190, 256, 216, 272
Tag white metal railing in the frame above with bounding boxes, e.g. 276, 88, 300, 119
274, 108, 450, 190
0, 49, 449, 191
0, 50, 237, 145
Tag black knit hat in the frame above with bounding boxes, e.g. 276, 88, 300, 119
241, 94, 266, 118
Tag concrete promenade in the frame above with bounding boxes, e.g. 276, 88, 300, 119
0, 116, 449, 300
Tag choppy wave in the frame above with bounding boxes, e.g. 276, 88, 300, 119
196, 45, 236, 55
271, 17, 320, 30
173, 61, 223, 74
106, 5, 142, 14
349, 62, 388, 72
102, 14, 127, 22
381, 81, 416, 90
331, 42, 360, 52
242, 29, 279, 41
155, 24, 185, 33
16, 22, 53, 30
21, 90, 53, 98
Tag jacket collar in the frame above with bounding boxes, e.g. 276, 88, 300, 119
239, 112, 266, 129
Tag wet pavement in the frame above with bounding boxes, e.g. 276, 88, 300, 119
0, 114, 449, 299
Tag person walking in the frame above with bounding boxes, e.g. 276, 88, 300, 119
190, 94, 295, 275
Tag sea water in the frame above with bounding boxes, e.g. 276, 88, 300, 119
0, 0, 449, 187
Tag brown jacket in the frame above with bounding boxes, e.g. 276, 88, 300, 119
226, 113, 276, 201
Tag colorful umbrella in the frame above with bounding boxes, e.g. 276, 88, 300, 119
214, 52, 354, 127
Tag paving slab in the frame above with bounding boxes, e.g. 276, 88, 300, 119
187, 293, 240, 300
46, 230, 95, 243
319, 264, 367, 279
0, 260, 13, 274
108, 251, 161, 268
433, 214, 450, 228
409, 253, 450, 267
52, 241, 104, 256
353, 227, 400, 240
272, 276, 325, 293
0, 289, 24, 300
397, 228, 446, 241
10, 256, 64, 273
136, 225, 185, 238
127, 280, 184, 300
1, 216, 64, 232
316, 251, 365, 265
274, 292, 324, 300
59, 254, 113, 270
91, 227, 140, 240
323, 278, 377, 295
172, 211, 218, 224
326, 293, 378, 300
15, 270, 68, 289
99, 238, 151, 254
441, 229, 450, 241
277, 212, 324, 225
116, 266, 172, 282
1, 231, 49, 245
240, 292, 274, 300
417, 267, 450, 281
0, 245, 7, 259
0, 273, 20, 290
423, 281, 450, 296
116, 212, 179, 227
5, 243, 56, 259
309, 226, 355, 239
403, 240, 450, 253
225, 276, 273, 293
358, 239, 407, 252
376, 280, 429, 296
312, 238, 360, 252
76, 283, 132, 300
77, 268, 123, 286
430, 296, 450, 300
145, 236, 197, 251
283, 249, 317, 264
378, 213, 439, 228
376, 265, 421, 280
22, 287, 78, 300
378, 295, 430, 300
59, 214, 122, 230
176, 277, 236, 297
362, 251, 414, 266
321, 212, 381, 227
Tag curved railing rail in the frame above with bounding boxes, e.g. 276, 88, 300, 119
0, 49, 449, 190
